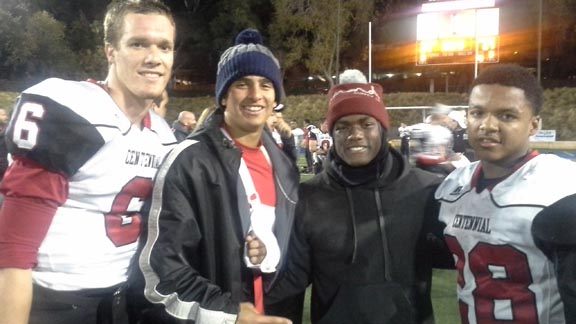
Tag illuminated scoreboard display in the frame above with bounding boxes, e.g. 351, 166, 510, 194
416, 0, 499, 66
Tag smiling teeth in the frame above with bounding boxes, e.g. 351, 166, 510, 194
244, 106, 263, 111
349, 147, 365, 152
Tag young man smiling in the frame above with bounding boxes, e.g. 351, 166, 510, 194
436, 64, 576, 323
267, 69, 453, 324
138, 29, 297, 324
0, 1, 177, 323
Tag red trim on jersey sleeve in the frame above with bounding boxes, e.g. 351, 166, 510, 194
1, 157, 68, 203
0, 156, 68, 269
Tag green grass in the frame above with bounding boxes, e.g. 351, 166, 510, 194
431, 269, 460, 324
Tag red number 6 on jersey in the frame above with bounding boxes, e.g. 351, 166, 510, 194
105, 177, 153, 247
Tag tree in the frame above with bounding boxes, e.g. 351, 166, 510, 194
542, 0, 576, 81
7, 11, 77, 82
269, 0, 374, 87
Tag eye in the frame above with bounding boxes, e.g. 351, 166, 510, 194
261, 81, 273, 89
233, 80, 248, 88
500, 113, 517, 121
130, 41, 145, 48
468, 110, 482, 118
334, 124, 348, 132
159, 44, 173, 52
363, 121, 376, 129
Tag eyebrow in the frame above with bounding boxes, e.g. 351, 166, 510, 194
335, 117, 373, 125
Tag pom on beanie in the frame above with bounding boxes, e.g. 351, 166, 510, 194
326, 69, 390, 133
338, 69, 368, 84
215, 29, 283, 106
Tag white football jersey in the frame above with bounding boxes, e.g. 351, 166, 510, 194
7, 78, 176, 290
316, 132, 333, 152
436, 154, 576, 324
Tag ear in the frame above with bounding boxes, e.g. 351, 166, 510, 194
220, 97, 226, 108
529, 115, 541, 136
104, 43, 115, 65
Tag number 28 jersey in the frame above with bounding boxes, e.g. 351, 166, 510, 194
435, 154, 576, 324
4, 78, 176, 290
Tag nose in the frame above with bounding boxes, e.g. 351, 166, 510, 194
248, 84, 263, 101
144, 46, 162, 64
479, 114, 498, 132
347, 125, 364, 140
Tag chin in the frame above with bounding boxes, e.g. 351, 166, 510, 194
344, 159, 368, 167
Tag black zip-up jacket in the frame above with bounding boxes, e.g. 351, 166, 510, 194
267, 146, 454, 324
138, 109, 299, 323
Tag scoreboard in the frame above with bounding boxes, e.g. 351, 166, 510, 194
416, 0, 499, 66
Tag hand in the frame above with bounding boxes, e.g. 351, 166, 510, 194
275, 119, 292, 138
246, 232, 267, 265
237, 303, 292, 324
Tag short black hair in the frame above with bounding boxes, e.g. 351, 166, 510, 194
471, 64, 543, 115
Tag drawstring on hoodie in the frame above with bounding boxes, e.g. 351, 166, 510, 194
345, 188, 358, 264
374, 190, 392, 281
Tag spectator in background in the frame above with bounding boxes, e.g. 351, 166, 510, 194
194, 105, 217, 131
303, 119, 320, 174
312, 120, 332, 174
398, 122, 411, 159
267, 111, 298, 163
0, 1, 177, 323
445, 109, 475, 161
409, 107, 469, 176
267, 69, 453, 324
436, 63, 576, 323
151, 90, 169, 118
171, 110, 196, 142
289, 120, 304, 155
138, 28, 297, 324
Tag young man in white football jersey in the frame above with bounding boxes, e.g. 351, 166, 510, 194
436, 64, 576, 323
0, 2, 177, 323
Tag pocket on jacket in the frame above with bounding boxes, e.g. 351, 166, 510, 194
317, 282, 416, 324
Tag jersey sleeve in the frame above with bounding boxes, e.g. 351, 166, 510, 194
6, 93, 105, 177
0, 157, 67, 269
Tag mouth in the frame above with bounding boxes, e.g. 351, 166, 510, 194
139, 71, 163, 80
346, 146, 368, 153
476, 137, 500, 148
241, 105, 265, 113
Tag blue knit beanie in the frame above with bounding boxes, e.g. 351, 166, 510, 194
215, 29, 283, 106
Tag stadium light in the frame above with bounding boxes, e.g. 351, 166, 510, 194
422, 0, 495, 12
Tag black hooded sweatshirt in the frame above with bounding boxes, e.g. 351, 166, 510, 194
267, 142, 454, 324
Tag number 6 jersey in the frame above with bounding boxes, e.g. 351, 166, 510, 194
436, 153, 576, 324
0, 78, 176, 290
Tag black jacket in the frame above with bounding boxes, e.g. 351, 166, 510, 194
138, 109, 299, 323
268, 145, 453, 324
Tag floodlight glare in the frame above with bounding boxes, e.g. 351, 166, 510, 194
422, 0, 495, 12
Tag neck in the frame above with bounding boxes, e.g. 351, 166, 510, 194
104, 79, 151, 125
225, 126, 263, 148
481, 150, 533, 179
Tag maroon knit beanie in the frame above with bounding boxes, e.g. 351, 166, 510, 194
326, 81, 390, 133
